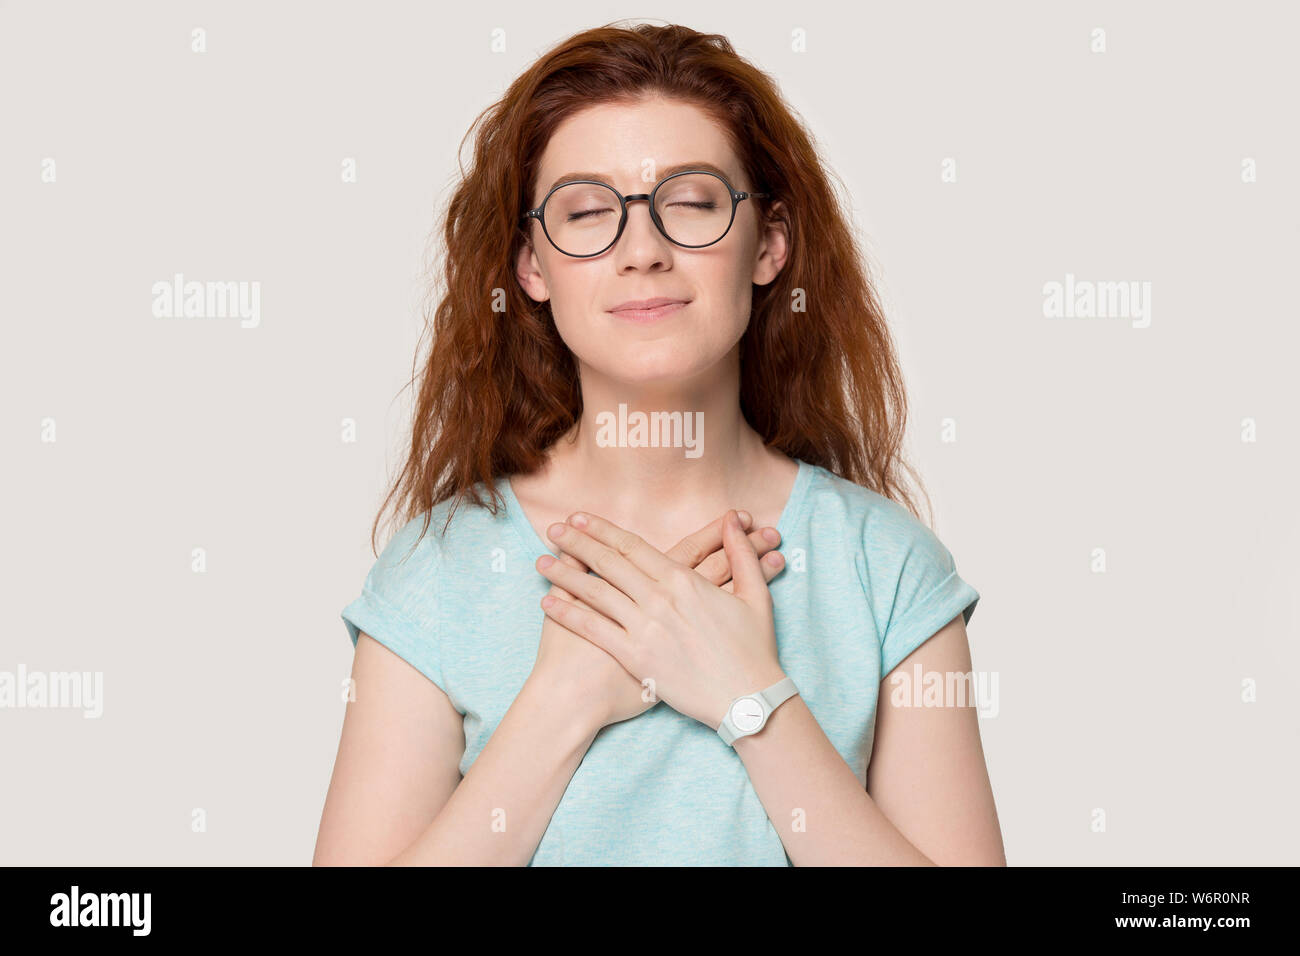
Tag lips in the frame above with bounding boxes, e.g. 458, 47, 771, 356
608, 301, 689, 323
607, 297, 689, 313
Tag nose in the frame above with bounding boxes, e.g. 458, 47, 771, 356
613, 196, 672, 265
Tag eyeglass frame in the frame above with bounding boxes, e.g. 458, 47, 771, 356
521, 169, 770, 258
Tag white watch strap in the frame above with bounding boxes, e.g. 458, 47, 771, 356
718, 676, 799, 746
759, 675, 799, 712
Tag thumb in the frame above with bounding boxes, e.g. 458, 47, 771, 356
722, 509, 766, 603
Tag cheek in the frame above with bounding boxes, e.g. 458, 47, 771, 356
540, 273, 593, 337
720, 271, 757, 338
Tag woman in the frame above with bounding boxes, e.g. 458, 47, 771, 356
314, 21, 1004, 866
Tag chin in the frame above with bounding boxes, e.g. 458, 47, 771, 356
596, 348, 721, 386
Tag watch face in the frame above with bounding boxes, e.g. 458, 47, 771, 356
730, 696, 764, 732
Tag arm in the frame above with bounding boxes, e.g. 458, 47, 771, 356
313, 632, 603, 866
313, 631, 463, 865
732, 613, 1006, 865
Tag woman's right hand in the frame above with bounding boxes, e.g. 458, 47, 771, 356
528, 511, 785, 729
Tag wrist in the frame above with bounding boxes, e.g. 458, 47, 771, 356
521, 673, 610, 737
712, 664, 789, 730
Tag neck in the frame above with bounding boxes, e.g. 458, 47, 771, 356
540, 351, 781, 530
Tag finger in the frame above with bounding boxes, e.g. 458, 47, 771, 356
665, 510, 753, 568
722, 509, 766, 602
536, 551, 638, 626
558, 552, 607, 613
721, 545, 784, 593
547, 513, 668, 603
548, 550, 590, 606
694, 526, 780, 587
539, 592, 636, 668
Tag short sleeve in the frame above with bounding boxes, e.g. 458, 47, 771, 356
872, 512, 980, 678
341, 513, 447, 695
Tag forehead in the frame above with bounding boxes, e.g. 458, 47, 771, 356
534, 98, 741, 194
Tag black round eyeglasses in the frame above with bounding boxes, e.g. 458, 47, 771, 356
521, 169, 770, 258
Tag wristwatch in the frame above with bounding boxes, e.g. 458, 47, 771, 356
717, 676, 799, 746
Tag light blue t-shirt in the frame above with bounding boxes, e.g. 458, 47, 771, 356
340, 457, 979, 866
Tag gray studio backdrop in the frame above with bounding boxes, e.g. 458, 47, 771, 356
2, 0, 1297, 865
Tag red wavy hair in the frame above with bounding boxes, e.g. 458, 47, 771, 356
368, 20, 931, 558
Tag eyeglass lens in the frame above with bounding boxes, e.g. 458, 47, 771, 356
542, 173, 733, 256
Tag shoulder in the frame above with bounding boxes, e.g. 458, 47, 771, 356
357, 511, 444, 621
801, 463, 948, 561
801, 465, 978, 657
364, 481, 520, 589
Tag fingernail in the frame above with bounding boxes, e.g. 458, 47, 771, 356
737, 510, 752, 526
547, 523, 567, 539
569, 512, 589, 528
537, 554, 555, 569
766, 551, 784, 566
763, 528, 780, 543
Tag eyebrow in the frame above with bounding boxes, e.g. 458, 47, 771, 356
541, 161, 738, 198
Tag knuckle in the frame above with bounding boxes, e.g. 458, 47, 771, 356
693, 555, 724, 584
677, 538, 707, 566
641, 614, 668, 643
666, 565, 697, 592
589, 548, 616, 580
614, 530, 642, 558
644, 588, 672, 617
580, 573, 604, 604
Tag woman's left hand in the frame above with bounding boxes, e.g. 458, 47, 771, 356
536, 509, 788, 731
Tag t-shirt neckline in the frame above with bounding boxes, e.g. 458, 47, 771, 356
496, 456, 814, 561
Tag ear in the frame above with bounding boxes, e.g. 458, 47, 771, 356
515, 235, 551, 304
752, 199, 789, 287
